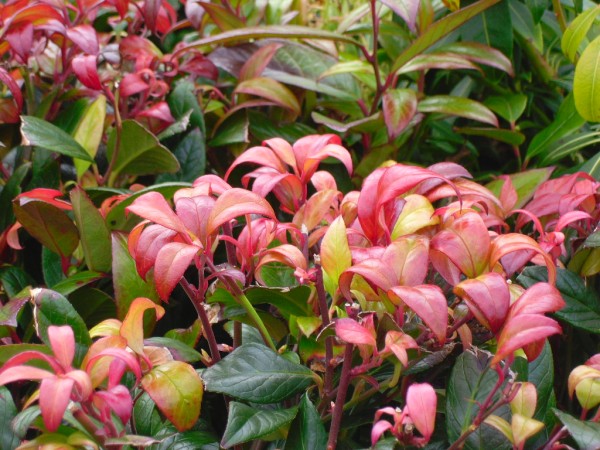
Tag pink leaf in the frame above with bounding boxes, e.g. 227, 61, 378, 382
454, 273, 510, 333
126, 192, 188, 235
207, 188, 275, 235
67, 24, 99, 54
0, 67, 23, 112
406, 383, 437, 441
388, 285, 448, 345
507, 283, 565, 321
492, 314, 562, 365
72, 55, 102, 90
47, 326, 75, 371
154, 242, 199, 301
384, 331, 418, 366
0, 366, 54, 386
224, 145, 287, 181
255, 244, 307, 285
40, 376, 75, 432
120, 72, 150, 97
86, 347, 142, 384
175, 196, 215, 244
371, 420, 394, 446
93, 385, 133, 424
336, 318, 376, 347
133, 225, 177, 279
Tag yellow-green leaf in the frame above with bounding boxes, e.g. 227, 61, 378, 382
73, 95, 106, 179
320, 216, 351, 297
562, 5, 600, 63
574, 35, 600, 122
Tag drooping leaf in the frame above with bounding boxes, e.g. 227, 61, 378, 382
198, 1, 245, 30
437, 42, 514, 74
336, 318, 376, 346
446, 350, 511, 450
553, 409, 600, 450
221, 402, 298, 448
120, 297, 165, 355
574, 35, 600, 122
517, 266, 600, 333
106, 120, 179, 180
418, 95, 498, 127
51, 271, 105, 296
141, 361, 203, 431
202, 343, 314, 403
284, 393, 327, 450
20, 116, 94, 162
144, 337, 202, 362
70, 186, 111, 272
207, 188, 275, 234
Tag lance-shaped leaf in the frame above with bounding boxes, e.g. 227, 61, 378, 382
454, 273, 509, 333
126, 191, 188, 235
574, 35, 600, 122
492, 315, 561, 365
320, 216, 351, 296
418, 96, 499, 127
202, 343, 314, 403
73, 95, 106, 178
141, 361, 202, 431
154, 242, 199, 301
398, 53, 481, 75
292, 189, 339, 231
207, 188, 276, 235
39, 376, 75, 432
20, 116, 94, 161
120, 297, 165, 355
335, 318, 376, 346
284, 393, 327, 450
235, 78, 300, 116
431, 211, 490, 285
562, 5, 600, 63
437, 42, 514, 75
383, 89, 418, 140
388, 285, 448, 344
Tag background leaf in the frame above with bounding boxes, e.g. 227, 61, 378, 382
157, 129, 206, 183
284, 393, 327, 450
0, 386, 20, 450
574, 35, 600, 122
553, 409, 600, 450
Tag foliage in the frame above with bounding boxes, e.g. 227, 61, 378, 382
1, 0, 600, 448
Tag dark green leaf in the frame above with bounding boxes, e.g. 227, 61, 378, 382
0, 266, 34, 298
461, 0, 513, 58
584, 231, 600, 248
284, 393, 327, 450
145, 337, 202, 363
553, 409, 600, 450
157, 129, 206, 183
42, 247, 64, 287
517, 267, 600, 333
209, 111, 249, 147
508, 0, 536, 43
0, 163, 30, 230
446, 350, 510, 450
111, 233, 159, 320
31, 288, 91, 365
69, 288, 116, 328
158, 110, 192, 140
454, 127, 525, 145
0, 344, 52, 366
133, 392, 164, 437
203, 343, 315, 403
70, 186, 112, 272
168, 80, 205, 134
221, 402, 298, 448
13, 199, 79, 259
106, 120, 179, 180
12, 406, 41, 439
484, 95, 528, 123
51, 271, 105, 296
244, 286, 312, 318
20, 116, 94, 162
0, 386, 20, 450
581, 150, 600, 180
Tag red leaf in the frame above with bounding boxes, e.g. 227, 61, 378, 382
133, 224, 177, 279
72, 55, 102, 90
406, 383, 437, 441
67, 24, 99, 55
388, 285, 448, 345
154, 242, 199, 301
335, 318, 376, 346
126, 192, 188, 236
16, 188, 72, 210
175, 196, 215, 244
120, 72, 150, 97
40, 376, 75, 432
492, 314, 562, 365
454, 273, 509, 333
507, 282, 565, 321
207, 188, 275, 235
6, 23, 33, 63
224, 145, 287, 181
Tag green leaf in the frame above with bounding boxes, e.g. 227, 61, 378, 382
198, 1, 245, 30
446, 350, 511, 450
244, 286, 313, 318
0, 386, 20, 450
68, 288, 116, 328
574, 35, 600, 122
202, 343, 315, 403
455, 127, 525, 145
42, 247, 64, 287
51, 271, 104, 296
0, 266, 34, 298
508, 0, 537, 44
168, 80, 205, 134
70, 186, 112, 272
527, 342, 555, 425
539, 130, 600, 166
31, 288, 91, 365
141, 361, 203, 432
527, 94, 585, 160
392, 0, 502, 73
485, 95, 528, 123
13, 199, 79, 260
584, 231, 600, 248
106, 120, 180, 180
517, 267, 600, 333
485, 167, 553, 209
221, 402, 298, 448
0, 162, 30, 230
209, 111, 249, 147
145, 337, 202, 363
561, 5, 600, 63
461, 0, 513, 58
284, 393, 327, 450
73, 95, 106, 178
133, 392, 164, 437
553, 409, 600, 450
12, 406, 41, 440
581, 149, 600, 179
0, 344, 52, 367
20, 116, 94, 162
111, 232, 159, 320
418, 95, 498, 127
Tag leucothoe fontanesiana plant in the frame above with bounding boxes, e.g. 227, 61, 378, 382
1, 134, 600, 448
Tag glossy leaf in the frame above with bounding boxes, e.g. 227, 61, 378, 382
460, 0, 513, 58
20, 116, 93, 162
553, 409, 600, 450
437, 42, 514, 74
485, 167, 553, 209
240, 43, 282, 81
0, 163, 30, 231
154, 242, 199, 301
144, 337, 202, 363
336, 318, 376, 346
380, 0, 420, 32
418, 96, 499, 127
406, 383, 437, 441
207, 188, 276, 234
73, 95, 106, 178
120, 297, 165, 355
51, 271, 104, 296
518, 267, 600, 333
574, 35, 600, 122
0, 386, 20, 450
382, 89, 417, 140
455, 273, 510, 333
198, 1, 244, 30
221, 402, 298, 448
141, 361, 203, 431
157, 129, 206, 183
398, 53, 481, 75
70, 186, 111, 273
485, 94, 528, 123
561, 5, 600, 63
284, 393, 327, 450
106, 120, 179, 180
320, 216, 351, 296
168, 80, 205, 134
13, 199, 79, 259
202, 343, 314, 403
